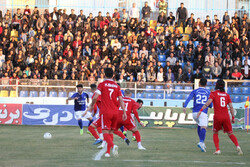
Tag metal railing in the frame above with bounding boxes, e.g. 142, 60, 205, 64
0, 0, 249, 21
0, 79, 194, 99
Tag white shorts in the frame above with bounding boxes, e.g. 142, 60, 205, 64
74, 111, 92, 120
192, 112, 208, 127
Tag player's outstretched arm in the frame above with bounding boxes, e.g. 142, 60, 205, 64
183, 91, 194, 113
228, 103, 235, 123
197, 99, 213, 118
118, 96, 127, 121
66, 97, 78, 104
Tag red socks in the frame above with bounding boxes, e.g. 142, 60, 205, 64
229, 134, 239, 147
88, 126, 99, 140
97, 127, 102, 134
103, 133, 114, 154
114, 130, 126, 139
134, 130, 141, 142
213, 133, 220, 151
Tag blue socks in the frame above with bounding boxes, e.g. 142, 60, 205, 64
88, 119, 93, 127
120, 126, 124, 132
197, 125, 201, 139
78, 119, 83, 129
200, 128, 206, 143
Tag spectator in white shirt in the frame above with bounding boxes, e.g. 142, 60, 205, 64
156, 67, 164, 82
129, 3, 140, 21
112, 38, 121, 49
166, 52, 177, 66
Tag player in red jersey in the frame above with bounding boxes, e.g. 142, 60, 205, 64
198, 79, 243, 155
115, 89, 146, 150
87, 84, 103, 145
88, 68, 126, 158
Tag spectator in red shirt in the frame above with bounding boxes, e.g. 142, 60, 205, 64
112, 8, 120, 21
231, 68, 243, 80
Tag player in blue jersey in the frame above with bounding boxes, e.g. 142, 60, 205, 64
183, 78, 212, 152
66, 84, 93, 135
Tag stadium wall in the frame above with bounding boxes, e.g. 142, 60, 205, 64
0, 104, 247, 129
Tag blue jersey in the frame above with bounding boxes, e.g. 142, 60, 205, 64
184, 87, 212, 113
71, 92, 89, 111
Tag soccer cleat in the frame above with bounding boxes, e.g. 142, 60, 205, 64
197, 142, 206, 152
97, 144, 104, 149
80, 129, 83, 135
104, 153, 110, 157
93, 139, 103, 145
138, 146, 146, 150
213, 150, 221, 155
132, 136, 136, 141
125, 138, 130, 146
237, 146, 243, 155
112, 145, 119, 157
123, 131, 127, 137
97, 141, 106, 149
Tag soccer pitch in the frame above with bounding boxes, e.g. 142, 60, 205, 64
0, 125, 249, 167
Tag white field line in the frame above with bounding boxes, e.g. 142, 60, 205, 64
92, 144, 107, 161
122, 159, 246, 165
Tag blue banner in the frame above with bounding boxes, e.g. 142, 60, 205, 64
22, 104, 89, 126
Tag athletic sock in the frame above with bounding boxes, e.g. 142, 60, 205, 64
113, 130, 126, 139
88, 119, 93, 127
132, 133, 136, 137
97, 127, 102, 134
229, 134, 239, 147
78, 119, 83, 129
88, 126, 99, 140
124, 127, 127, 131
213, 133, 220, 151
120, 126, 124, 132
134, 130, 141, 142
104, 134, 114, 154
197, 125, 201, 141
97, 127, 103, 139
200, 128, 206, 143
110, 134, 114, 141
137, 141, 142, 147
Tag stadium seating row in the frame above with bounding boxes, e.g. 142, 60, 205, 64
133, 92, 248, 103
0, 90, 76, 98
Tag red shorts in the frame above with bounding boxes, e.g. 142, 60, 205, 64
116, 116, 136, 131
92, 116, 101, 128
213, 116, 233, 133
101, 112, 118, 130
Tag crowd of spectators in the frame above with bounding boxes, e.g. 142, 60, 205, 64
0, 1, 250, 86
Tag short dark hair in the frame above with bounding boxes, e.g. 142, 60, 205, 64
124, 89, 131, 95
104, 68, 113, 78
137, 99, 143, 104
76, 84, 83, 88
90, 84, 97, 90
199, 78, 207, 86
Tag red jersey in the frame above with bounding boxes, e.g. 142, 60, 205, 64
92, 92, 101, 115
96, 79, 122, 113
118, 96, 141, 123
209, 90, 232, 118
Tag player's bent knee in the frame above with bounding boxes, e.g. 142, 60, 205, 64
131, 127, 138, 132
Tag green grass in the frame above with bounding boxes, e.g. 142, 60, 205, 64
0, 125, 249, 167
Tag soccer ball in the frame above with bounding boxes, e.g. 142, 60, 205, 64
43, 132, 52, 139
